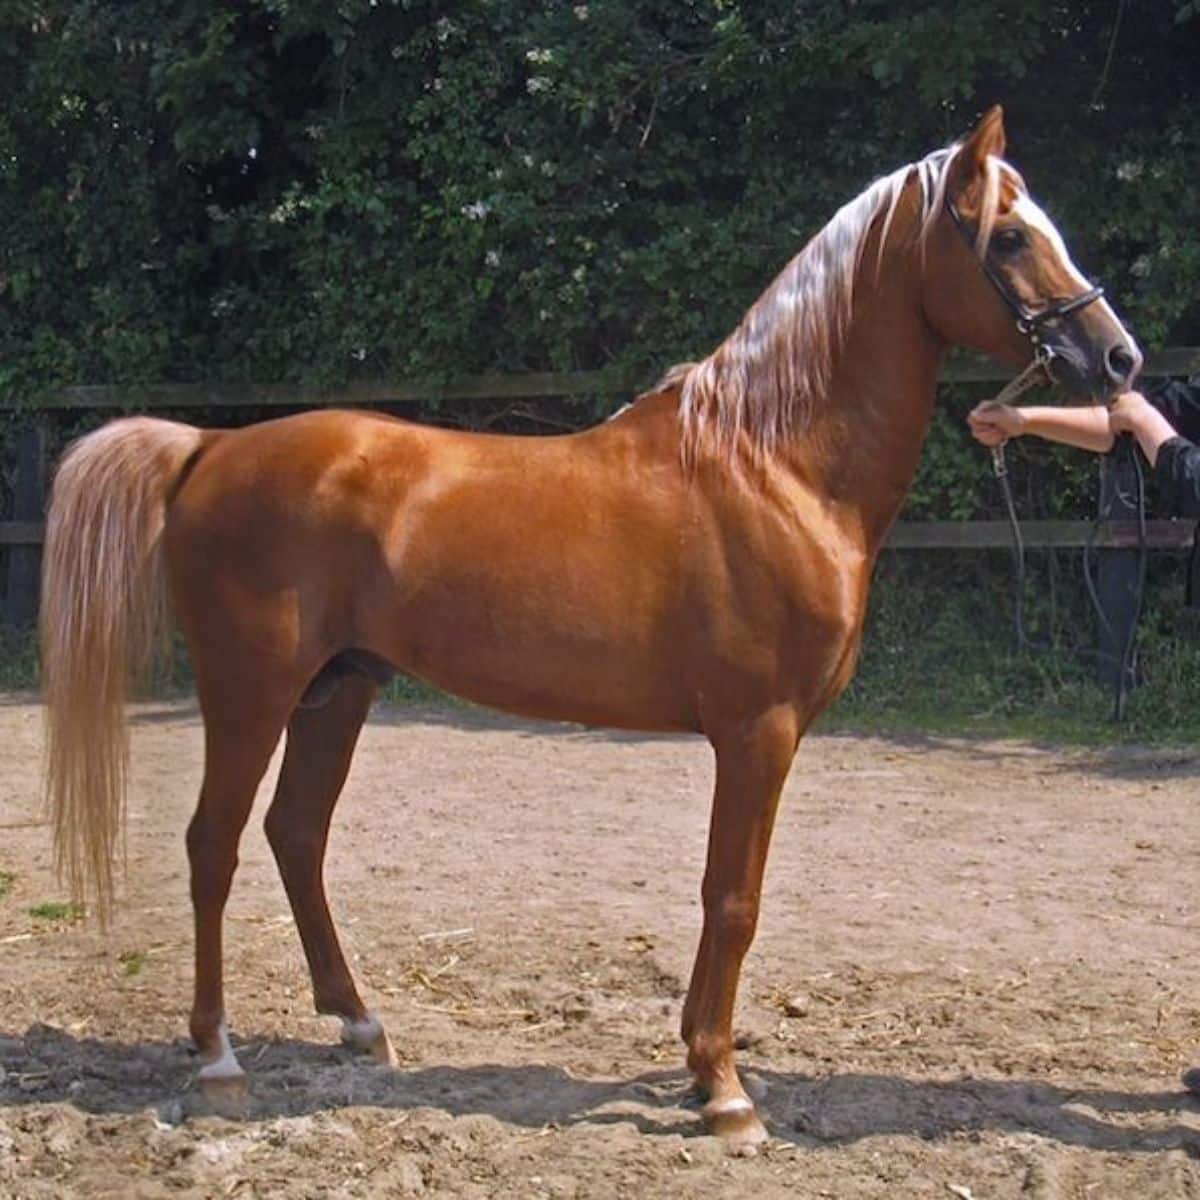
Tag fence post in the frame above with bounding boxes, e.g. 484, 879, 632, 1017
1095, 448, 1140, 706
5, 420, 47, 628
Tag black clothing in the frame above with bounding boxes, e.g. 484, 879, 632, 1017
1147, 376, 1200, 518
1141, 376, 1200, 604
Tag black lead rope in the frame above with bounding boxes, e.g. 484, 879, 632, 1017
983, 358, 1059, 655
994, 435, 1147, 721
991, 446, 1028, 653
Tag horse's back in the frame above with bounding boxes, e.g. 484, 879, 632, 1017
161, 404, 708, 727
167, 403, 682, 557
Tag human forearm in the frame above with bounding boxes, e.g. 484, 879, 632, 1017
1012, 405, 1115, 453
1121, 404, 1178, 467
1021, 396, 1180, 464
968, 393, 1177, 460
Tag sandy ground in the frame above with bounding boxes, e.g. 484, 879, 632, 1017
3, 696, 1200, 1197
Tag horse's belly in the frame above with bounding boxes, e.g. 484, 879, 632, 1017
376, 590, 698, 732
411, 661, 697, 733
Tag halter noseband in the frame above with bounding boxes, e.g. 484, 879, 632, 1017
943, 195, 1105, 347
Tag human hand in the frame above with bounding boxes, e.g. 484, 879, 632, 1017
967, 401, 1025, 447
1106, 391, 1152, 436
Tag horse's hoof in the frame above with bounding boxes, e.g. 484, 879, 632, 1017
702, 1096, 768, 1155
194, 1022, 249, 1114
199, 1070, 251, 1117
363, 1028, 398, 1067
341, 1015, 398, 1067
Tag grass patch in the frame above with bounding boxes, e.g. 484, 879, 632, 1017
826, 550, 1200, 745
118, 949, 147, 976
381, 672, 453, 706
0, 870, 14, 901
29, 900, 84, 923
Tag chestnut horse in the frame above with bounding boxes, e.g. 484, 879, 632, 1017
41, 107, 1138, 1148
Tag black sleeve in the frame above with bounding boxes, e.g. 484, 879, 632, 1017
1147, 376, 1200, 443
1153, 436, 1200, 518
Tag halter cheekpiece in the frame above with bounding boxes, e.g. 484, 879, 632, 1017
943, 195, 1105, 348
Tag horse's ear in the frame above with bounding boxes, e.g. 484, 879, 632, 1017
948, 105, 1007, 204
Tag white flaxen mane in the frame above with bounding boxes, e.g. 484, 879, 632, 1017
668, 142, 1019, 462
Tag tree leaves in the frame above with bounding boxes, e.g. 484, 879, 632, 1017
3, 0, 1198, 507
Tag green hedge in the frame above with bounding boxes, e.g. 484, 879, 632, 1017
4, 1, 1200, 526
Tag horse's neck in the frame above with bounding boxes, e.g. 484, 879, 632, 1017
790, 267, 943, 555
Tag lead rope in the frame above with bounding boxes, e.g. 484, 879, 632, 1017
985, 353, 1147, 721
986, 353, 1055, 653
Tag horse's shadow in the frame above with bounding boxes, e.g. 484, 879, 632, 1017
2, 1024, 1198, 1155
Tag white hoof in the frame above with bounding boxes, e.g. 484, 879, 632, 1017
341, 1014, 397, 1066
703, 1095, 768, 1154
196, 1025, 249, 1115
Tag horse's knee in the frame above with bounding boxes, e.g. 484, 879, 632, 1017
700, 892, 759, 952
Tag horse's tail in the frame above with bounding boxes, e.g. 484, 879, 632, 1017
41, 416, 206, 922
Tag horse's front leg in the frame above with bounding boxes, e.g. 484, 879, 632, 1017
682, 705, 799, 1151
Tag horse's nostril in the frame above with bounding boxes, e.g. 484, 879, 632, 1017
1105, 344, 1138, 385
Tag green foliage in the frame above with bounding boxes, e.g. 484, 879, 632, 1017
905, 383, 1107, 523
829, 550, 1200, 744
0, 621, 41, 689
5, 2, 1200, 736
381, 673, 455, 706
0, 870, 14, 901
3, 2, 1198, 419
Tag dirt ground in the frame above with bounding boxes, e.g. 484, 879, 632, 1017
3, 696, 1200, 1198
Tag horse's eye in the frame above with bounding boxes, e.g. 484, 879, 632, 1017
991, 228, 1027, 256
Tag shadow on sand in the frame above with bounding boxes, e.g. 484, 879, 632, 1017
2, 1024, 1197, 1156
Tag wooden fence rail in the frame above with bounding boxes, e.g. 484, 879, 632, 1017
2, 351, 1197, 627
6, 346, 1199, 413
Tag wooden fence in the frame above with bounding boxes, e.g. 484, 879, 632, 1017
3, 349, 1198, 629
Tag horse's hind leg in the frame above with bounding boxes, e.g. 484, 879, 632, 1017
263, 675, 395, 1065
188, 692, 294, 1103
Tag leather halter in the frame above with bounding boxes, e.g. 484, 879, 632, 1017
943, 195, 1105, 344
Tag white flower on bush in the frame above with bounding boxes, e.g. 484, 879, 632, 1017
462, 200, 491, 221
